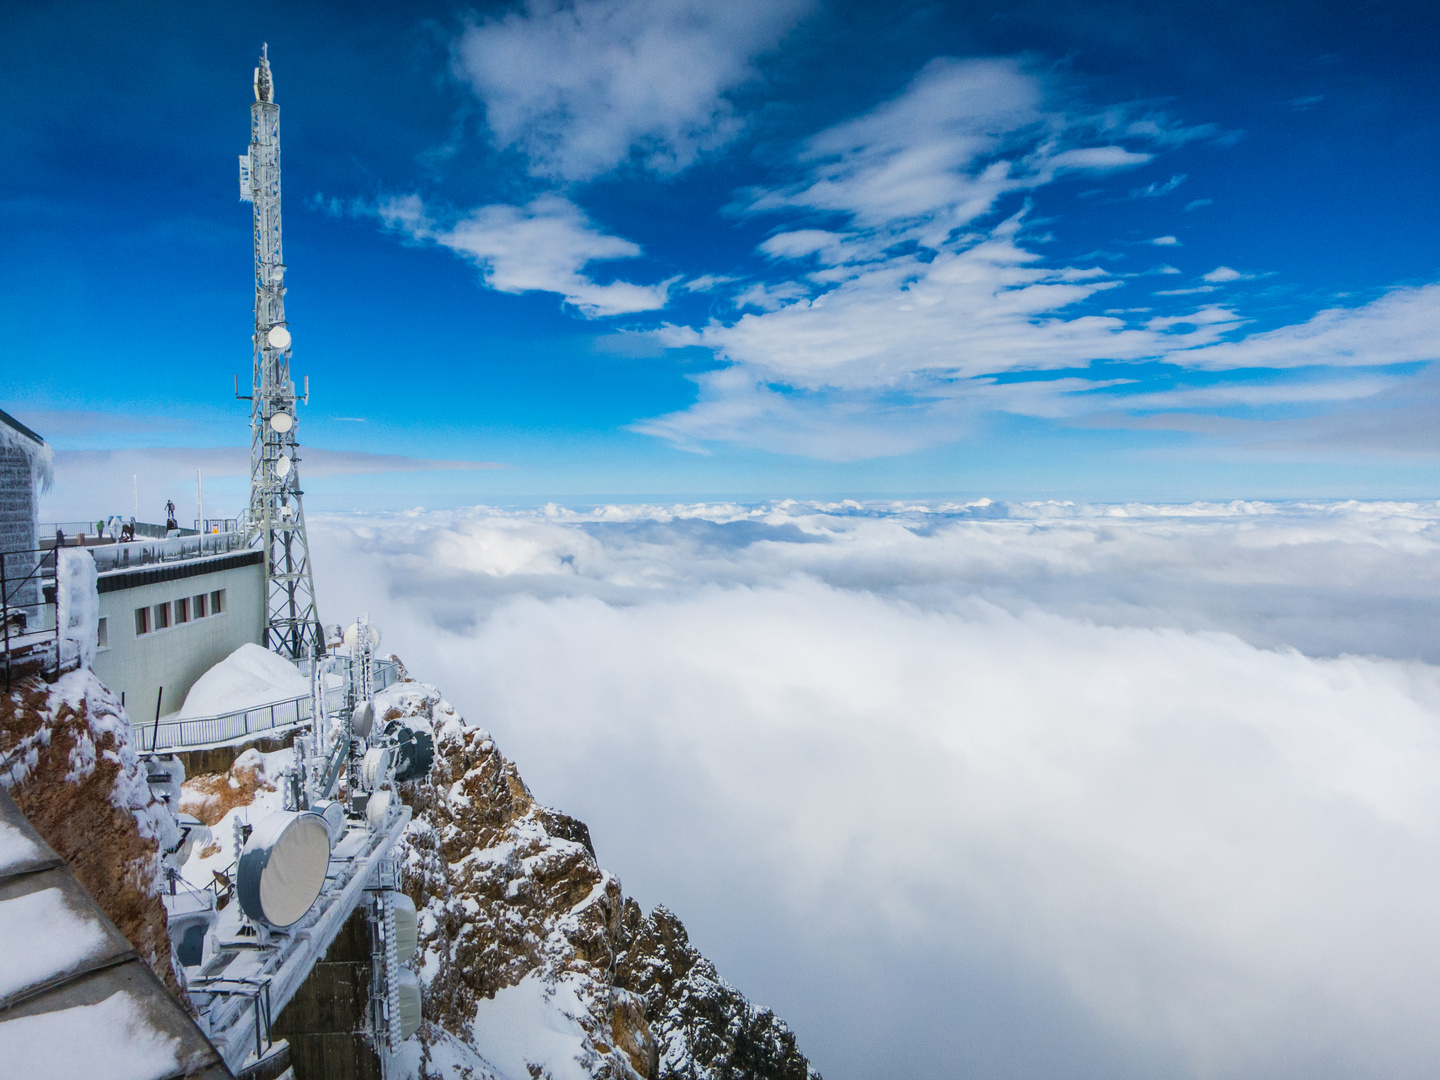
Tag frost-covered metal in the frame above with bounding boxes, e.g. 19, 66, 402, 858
242, 44, 321, 660
0, 409, 49, 615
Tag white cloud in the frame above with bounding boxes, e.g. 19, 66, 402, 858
377, 193, 670, 317
746, 58, 1046, 228
650, 213, 1236, 397
311, 500, 1440, 1080
632, 59, 1271, 455
1130, 173, 1187, 198
1173, 284, 1440, 370
454, 0, 814, 181
1202, 266, 1252, 283
681, 273, 739, 294
1149, 234, 1181, 246
742, 58, 1167, 232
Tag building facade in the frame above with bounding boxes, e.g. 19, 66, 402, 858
93, 551, 266, 722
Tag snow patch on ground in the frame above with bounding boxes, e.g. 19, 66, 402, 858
469, 971, 599, 1080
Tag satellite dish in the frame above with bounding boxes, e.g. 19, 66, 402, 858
360, 746, 393, 791
387, 721, 435, 784
395, 968, 422, 1040
266, 324, 292, 350
236, 811, 331, 928
270, 412, 294, 433
351, 699, 375, 739
309, 799, 347, 843
391, 893, 418, 963
274, 455, 291, 479
366, 787, 397, 830
343, 622, 381, 651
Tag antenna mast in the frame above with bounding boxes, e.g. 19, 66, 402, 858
241, 44, 322, 659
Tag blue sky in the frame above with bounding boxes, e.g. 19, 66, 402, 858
6, 0, 1440, 512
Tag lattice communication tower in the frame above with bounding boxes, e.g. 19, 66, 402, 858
240, 45, 322, 659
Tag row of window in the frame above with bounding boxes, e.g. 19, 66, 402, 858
135, 589, 226, 636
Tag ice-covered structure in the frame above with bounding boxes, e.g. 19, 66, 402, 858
0, 408, 49, 629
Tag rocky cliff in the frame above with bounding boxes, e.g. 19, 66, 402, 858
381, 675, 820, 1080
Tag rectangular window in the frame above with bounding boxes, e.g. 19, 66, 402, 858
211, 589, 225, 614
97, 617, 108, 649
135, 607, 150, 635
193, 593, 207, 619
154, 602, 170, 631
175, 597, 189, 624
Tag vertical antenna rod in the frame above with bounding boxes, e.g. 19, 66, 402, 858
242, 43, 322, 659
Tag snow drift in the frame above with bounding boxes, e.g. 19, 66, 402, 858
176, 643, 309, 719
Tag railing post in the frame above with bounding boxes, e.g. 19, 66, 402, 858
2, 553, 10, 693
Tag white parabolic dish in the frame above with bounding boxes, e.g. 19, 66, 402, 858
266, 324, 292, 350
343, 622, 381, 650
269, 411, 293, 433
237, 811, 331, 928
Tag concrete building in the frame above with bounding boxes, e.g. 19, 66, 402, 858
92, 545, 266, 722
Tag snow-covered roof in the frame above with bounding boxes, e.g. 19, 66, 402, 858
0, 407, 54, 491
0, 788, 233, 1080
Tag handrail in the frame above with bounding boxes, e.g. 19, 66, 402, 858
92, 531, 250, 574
136, 657, 403, 753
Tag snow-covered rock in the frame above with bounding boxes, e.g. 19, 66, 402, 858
380, 675, 820, 1080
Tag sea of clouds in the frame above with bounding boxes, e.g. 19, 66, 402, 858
310, 500, 1440, 1080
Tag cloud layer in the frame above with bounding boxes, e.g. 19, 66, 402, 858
312, 499, 1440, 1080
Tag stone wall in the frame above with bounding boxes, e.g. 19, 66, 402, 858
270, 907, 382, 1080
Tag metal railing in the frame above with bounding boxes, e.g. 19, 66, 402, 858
41, 520, 183, 541
136, 656, 403, 753
91, 530, 250, 574
1, 547, 59, 690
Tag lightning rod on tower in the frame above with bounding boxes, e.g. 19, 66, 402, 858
240, 44, 322, 659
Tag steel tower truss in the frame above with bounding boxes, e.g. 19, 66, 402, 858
242, 45, 322, 659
